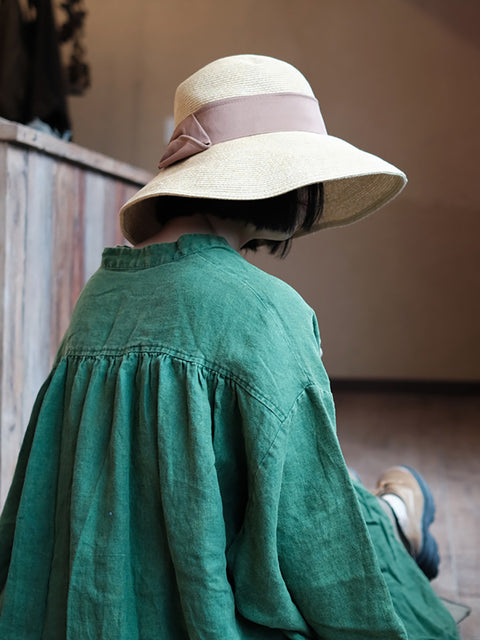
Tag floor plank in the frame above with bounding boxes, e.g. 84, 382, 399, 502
333, 387, 480, 640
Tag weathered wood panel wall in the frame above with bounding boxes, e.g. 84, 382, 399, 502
0, 119, 152, 506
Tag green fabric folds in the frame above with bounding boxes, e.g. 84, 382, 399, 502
0, 235, 458, 639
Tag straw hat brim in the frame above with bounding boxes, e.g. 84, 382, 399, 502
120, 131, 407, 244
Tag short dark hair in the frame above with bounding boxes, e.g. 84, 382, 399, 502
154, 183, 324, 257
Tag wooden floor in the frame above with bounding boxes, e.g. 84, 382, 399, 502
333, 385, 479, 640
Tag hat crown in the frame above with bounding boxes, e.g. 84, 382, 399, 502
174, 54, 315, 125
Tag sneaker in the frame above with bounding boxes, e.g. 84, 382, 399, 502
374, 465, 440, 580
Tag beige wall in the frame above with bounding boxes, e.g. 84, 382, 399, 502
67, 0, 480, 381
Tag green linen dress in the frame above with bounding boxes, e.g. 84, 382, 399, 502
0, 234, 459, 639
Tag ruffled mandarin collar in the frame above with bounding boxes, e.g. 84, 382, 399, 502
101, 234, 233, 270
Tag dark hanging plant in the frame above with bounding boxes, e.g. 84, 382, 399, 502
57, 0, 90, 95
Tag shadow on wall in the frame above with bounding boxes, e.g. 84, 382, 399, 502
404, 0, 480, 49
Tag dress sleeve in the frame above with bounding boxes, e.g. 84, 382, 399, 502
228, 384, 408, 639
276, 384, 407, 639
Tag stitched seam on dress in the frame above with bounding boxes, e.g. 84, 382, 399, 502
252, 383, 329, 480
60, 345, 287, 421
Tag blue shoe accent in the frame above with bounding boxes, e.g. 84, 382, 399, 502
403, 465, 440, 580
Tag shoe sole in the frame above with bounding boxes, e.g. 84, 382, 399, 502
402, 465, 440, 580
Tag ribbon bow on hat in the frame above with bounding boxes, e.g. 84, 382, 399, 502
158, 115, 211, 169
158, 93, 327, 170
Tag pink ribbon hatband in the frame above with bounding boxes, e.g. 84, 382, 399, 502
158, 92, 327, 169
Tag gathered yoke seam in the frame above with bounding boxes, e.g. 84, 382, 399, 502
61, 344, 291, 422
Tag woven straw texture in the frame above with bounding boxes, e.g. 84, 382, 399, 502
120, 55, 406, 244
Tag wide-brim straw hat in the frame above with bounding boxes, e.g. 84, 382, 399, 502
120, 54, 407, 244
